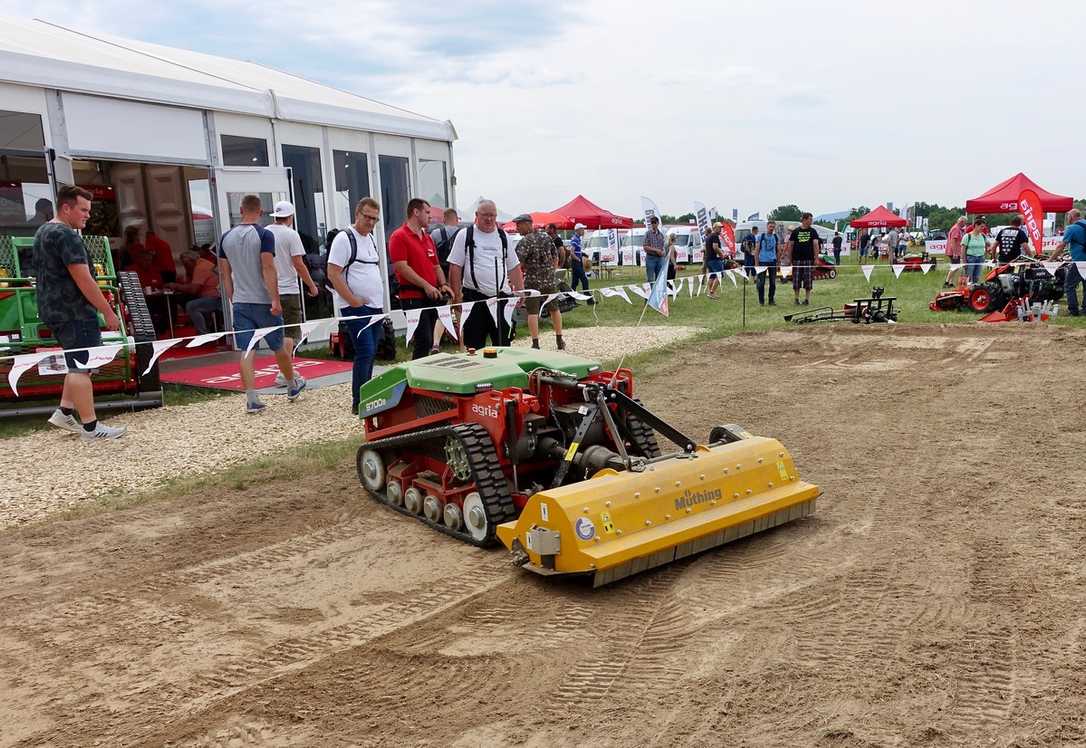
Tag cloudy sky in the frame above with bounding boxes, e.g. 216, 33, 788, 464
7, 0, 1082, 218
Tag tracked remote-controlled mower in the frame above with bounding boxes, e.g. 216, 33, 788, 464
354, 347, 819, 586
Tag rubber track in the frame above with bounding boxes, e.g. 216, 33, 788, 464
356, 422, 517, 547
624, 398, 662, 459
117, 270, 161, 392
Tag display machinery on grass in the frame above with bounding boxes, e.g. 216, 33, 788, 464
353, 346, 819, 587
0, 234, 161, 415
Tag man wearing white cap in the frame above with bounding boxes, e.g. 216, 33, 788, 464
569, 223, 594, 303
266, 200, 318, 380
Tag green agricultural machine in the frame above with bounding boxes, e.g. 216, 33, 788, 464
0, 233, 162, 416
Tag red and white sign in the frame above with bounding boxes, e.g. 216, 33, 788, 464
1017, 189, 1044, 256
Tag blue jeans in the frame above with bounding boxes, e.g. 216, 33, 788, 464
645, 254, 666, 283
186, 295, 221, 335
1065, 262, 1085, 315
341, 305, 382, 409
964, 256, 984, 284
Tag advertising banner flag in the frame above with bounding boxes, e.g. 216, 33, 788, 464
640, 196, 660, 228
646, 264, 670, 317
693, 202, 711, 238
722, 222, 737, 258
605, 229, 619, 264
1017, 188, 1044, 256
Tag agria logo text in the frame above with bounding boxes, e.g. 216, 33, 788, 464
472, 403, 499, 419
674, 487, 723, 511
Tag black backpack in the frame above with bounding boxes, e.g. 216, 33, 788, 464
434, 225, 460, 266
323, 229, 380, 295
463, 224, 509, 293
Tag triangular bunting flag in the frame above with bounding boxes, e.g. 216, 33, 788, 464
8, 351, 50, 397
688, 275, 695, 297
293, 318, 336, 356
485, 297, 500, 326
186, 331, 226, 348
361, 312, 387, 332
76, 344, 124, 371
600, 286, 631, 304
437, 305, 458, 340
949, 263, 963, 273
144, 338, 181, 375
404, 307, 422, 342
459, 301, 475, 321
726, 270, 738, 287
891, 264, 906, 279
984, 260, 996, 268
502, 297, 518, 326
539, 292, 563, 312
920, 263, 933, 274
243, 327, 279, 357
568, 291, 594, 301
1077, 262, 1086, 280
780, 266, 792, 277
628, 283, 650, 300
755, 265, 768, 275
667, 278, 682, 299
861, 265, 875, 281
1041, 261, 1064, 277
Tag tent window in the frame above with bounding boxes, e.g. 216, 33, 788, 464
282, 144, 324, 246
418, 159, 447, 208
333, 150, 369, 229
378, 155, 409, 242
221, 135, 269, 167
0, 110, 50, 235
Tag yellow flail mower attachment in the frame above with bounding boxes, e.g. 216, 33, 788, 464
497, 423, 819, 588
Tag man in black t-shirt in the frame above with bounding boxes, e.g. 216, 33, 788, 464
786, 213, 821, 305
832, 232, 843, 265
703, 227, 724, 298
995, 217, 1030, 264
546, 223, 567, 268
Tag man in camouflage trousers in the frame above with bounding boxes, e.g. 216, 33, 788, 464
513, 214, 565, 350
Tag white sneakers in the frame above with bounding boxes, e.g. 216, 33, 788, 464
48, 408, 126, 441
80, 422, 127, 441
47, 409, 82, 434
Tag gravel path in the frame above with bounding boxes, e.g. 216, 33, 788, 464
1, 325, 702, 527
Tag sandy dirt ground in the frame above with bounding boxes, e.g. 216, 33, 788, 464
2, 323, 1085, 747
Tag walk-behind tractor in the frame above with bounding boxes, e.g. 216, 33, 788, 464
0, 234, 161, 414
784, 287, 898, 325
930, 259, 1064, 316
895, 250, 937, 273
354, 347, 819, 586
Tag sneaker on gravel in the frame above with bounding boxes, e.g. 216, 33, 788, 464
287, 376, 306, 402
80, 422, 126, 442
47, 409, 82, 434
274, 372, 287, 387
246, 399, 267, 415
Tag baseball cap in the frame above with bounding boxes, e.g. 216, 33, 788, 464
270, 200, 295, 218
513, 213, 532, 223
574, 223, 587, 230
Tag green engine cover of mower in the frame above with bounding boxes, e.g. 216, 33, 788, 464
356, 347, 602, 418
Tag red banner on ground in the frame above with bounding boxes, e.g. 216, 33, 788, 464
1017, 188, 1044, 256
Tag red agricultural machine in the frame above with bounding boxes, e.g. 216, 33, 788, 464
930, 259, 1065, 316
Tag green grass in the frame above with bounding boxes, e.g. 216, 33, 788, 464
558, 259, 1086, 335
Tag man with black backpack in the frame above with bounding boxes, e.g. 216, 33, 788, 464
327, 197, 386, 414
429, 207, 460, 350
447, 199, 524, 349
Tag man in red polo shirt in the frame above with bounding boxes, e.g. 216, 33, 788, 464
390, 198, 452, 358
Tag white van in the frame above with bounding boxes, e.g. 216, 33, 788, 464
665, 225, 704, 264
584, 229, 619, 266
620, 230, 644, 266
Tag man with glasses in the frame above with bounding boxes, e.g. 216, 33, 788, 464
327, 197, 386, 414
447, 199, 524, 348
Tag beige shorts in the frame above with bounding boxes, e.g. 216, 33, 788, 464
280, 294, 303, 326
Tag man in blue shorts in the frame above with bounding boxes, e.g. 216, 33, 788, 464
218, 194, 304, 413
36, 186, 127, 440
1052, 208, 1086, 316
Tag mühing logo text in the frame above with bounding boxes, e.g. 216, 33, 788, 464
674, 487, 723, 511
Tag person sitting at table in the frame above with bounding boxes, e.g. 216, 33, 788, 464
117, 224, 145, 269
146, 229, 177, 283
168, 249, 221, 335
124, 245, 163, 290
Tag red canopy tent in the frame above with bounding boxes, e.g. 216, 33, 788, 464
550, 194, 634, 229
849, 205, 908, 228
965, 172, 1073, 214
500, 210, 573, 232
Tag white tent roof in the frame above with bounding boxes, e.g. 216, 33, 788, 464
0, 16, 455, 142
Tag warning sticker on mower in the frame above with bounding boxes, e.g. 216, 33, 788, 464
777, 461, 790, 481
574, 517, 596, 541
600, 512, 615, 534
540, 503, 549, 522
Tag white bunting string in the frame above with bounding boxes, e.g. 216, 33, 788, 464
75, 343, 124, 371
920, 263, 933, 274
1041, 261, 1064, 277
891, 264, 906, 279
186, 331, 227, 348
780, 266, 792, 277
600, 286, 631, 304
948, 263, 963, 273
1077, 262, 1086, 279
539, 292, 563, 312
628, 283, 650, 300
502, 297, 518, 326
485, 297, 500, 326
293, 318, 336, 356
144, 338, 181, 375
861, 265, 875, 281
243, 327, 280, 357
726, 270, 738, 287
755, 265, 768, 275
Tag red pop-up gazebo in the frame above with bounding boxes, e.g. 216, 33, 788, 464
550, 194, 634, 229
965, 172, 1073, 214
500, 210, 574, 232
849, 205, 908, 228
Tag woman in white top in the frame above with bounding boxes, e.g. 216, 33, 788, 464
327, 197, 386, 414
